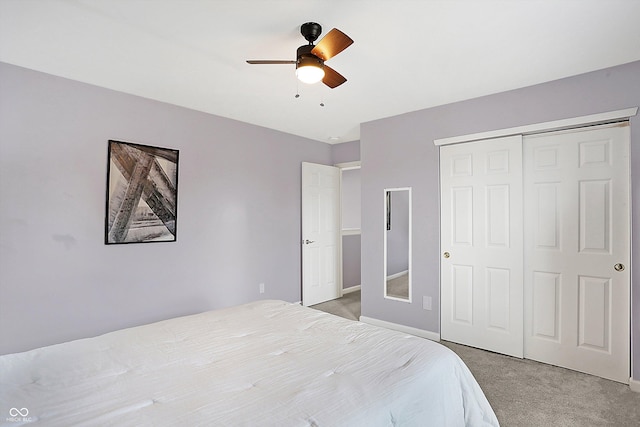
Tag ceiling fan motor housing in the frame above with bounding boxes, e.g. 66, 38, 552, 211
300, 22, 322, 43
296, 45, 324, 70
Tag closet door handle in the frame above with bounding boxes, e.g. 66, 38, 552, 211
443, 252, 450, 259
614, 263, 625, 272
303, 239, 315, 245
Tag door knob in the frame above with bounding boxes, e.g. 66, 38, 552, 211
614, 263, 625, 272
303, 239, 315, 245
443, 252, 450, 259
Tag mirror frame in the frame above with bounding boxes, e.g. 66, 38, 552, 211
383, 187, 412, 302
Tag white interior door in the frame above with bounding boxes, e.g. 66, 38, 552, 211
523, 123, 630, 383
440, 135, 524, 358
302, 162, 341, 306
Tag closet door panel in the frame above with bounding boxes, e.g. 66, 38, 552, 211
524, 124, 630, 383
441, 136, 524, 358
531, 271, 561, 341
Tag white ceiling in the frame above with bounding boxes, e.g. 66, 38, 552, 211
2, 0, 640, 144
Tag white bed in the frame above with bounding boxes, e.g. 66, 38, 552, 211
0, 300, 498, 426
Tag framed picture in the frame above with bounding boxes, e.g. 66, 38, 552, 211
105, 140, 179, 244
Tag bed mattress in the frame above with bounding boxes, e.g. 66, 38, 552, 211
0, 300, 498, 426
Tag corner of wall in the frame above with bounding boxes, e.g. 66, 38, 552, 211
331, 140, 361, 165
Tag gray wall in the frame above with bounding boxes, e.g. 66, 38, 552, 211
331, 140, 360, 165
340, 168, 361, 230
360, 60, 640, 381
0, 62, 332, 355
342, 235, 361, 288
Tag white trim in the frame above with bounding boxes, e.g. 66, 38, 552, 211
434, 107, 638, 146
341, 228, 361, 236
335, 161, 361, 170
630, 378, 640, 393
360, 316, 440, 341
386, 270, 408, 281
343, 285, 361, 294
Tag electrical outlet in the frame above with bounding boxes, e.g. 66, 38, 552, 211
423, 296, 432, 311
259, 283, 265, 294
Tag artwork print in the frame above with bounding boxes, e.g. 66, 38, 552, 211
105, 140, 179, 244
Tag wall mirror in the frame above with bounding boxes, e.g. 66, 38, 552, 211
384, 187, 412, 302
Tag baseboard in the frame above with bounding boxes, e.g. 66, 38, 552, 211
359, 315, 440, 342
386, 270, 408, 281
630, 377, 640, 393
342, 285, 361, 294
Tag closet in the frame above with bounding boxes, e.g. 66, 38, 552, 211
439, 122, 630, 383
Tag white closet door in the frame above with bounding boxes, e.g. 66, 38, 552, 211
524, 124, 630, 383
440, 136, 524, 358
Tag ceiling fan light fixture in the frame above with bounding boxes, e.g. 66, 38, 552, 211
296, 64, 325, 84
296, 45, 325, 84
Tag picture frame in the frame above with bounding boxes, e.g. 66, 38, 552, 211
105, 140, 179, 244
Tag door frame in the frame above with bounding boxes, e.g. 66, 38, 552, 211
434, 108, 637, 147
336, 161, 362, 297
435, 107, 638, 381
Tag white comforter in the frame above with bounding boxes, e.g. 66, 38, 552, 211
0, 300, 498, 426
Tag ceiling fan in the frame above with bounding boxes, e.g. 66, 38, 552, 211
246, 22, 354, 88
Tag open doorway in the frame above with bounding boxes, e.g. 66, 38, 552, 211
310, 160, 361, 319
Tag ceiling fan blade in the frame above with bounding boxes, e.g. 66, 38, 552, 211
322, 65, 347, 89
311, 28, 353, 61
246, 60, 296, 64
